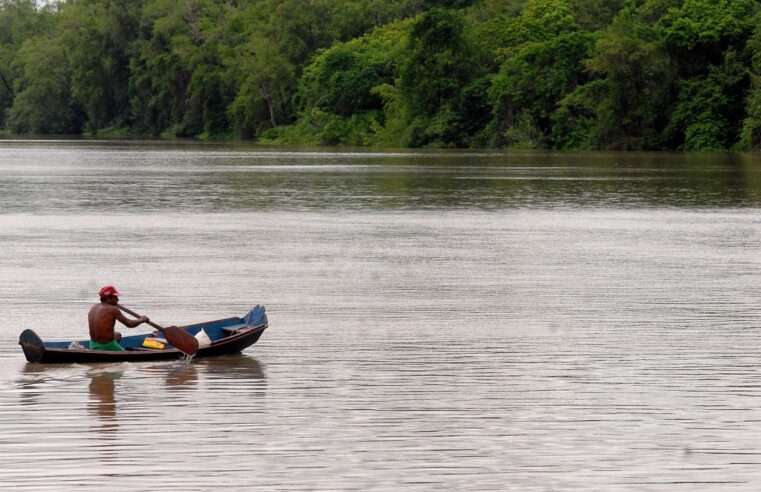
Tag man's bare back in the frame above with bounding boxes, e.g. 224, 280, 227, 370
88, 303, 123, 343
89, 286, 149, 344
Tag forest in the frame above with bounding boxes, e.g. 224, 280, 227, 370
2, 0, 761, 150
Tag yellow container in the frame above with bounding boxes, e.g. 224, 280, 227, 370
142, 338, 166, 350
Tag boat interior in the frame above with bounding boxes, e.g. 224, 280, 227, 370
42, 306, 267, 351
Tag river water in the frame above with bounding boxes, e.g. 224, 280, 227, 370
1, 140, 761, 490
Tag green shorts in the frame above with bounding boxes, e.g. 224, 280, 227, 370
89, 339, 125, 351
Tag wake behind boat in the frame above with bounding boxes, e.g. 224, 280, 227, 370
19, 305, 268, 363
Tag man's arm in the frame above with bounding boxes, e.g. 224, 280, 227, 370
114, 308, 149, 328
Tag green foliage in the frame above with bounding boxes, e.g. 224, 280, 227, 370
393, 7, 484, 146
399, 8, 471, 116
6, 35, 83, 134
483, 0, 595, 148
2, 0, 761, 151
489, 30, 595, 147
551, 83, 599, 149
666, 51, 748, 150
0, 0, 56, 128
223, 0, 418, 139
62, 0, 145, 133
657, 0, 757, 52
740, 15, 761, 149
572, 0, 756, 150
576, 9, 676, 149
293, 20, 408, 145
299, 22, 407, 116
471, 0, 577, 65
569, 0, 625, 30
300, 45, 384, 117
126, 0, 221, 136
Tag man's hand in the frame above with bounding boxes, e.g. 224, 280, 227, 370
139, 315, 150, 324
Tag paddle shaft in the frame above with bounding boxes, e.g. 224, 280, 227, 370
116, 304, 167, 332
116, 303, 199, 356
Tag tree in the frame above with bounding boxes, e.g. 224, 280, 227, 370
666, 51, 748, 150
656, 0, 757, 149
486, 0, 594, 148
394, 7, 480, 146
740, 14, 761, 149
6, 35, 84, 134
574, 9, 676, 149
59, 0, 145, 134
129, 0, 233, 137
569, 0, 625, 31
0, 0, 55, 130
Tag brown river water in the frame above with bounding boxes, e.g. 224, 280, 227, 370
1, 140, 761, 490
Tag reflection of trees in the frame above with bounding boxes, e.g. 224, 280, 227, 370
55, 150, 761, 213
212, 152, 761, 210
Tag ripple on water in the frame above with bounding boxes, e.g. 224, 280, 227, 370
2, 144, 761, 490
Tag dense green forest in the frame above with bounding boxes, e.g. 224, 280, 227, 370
2, 0, 761, 150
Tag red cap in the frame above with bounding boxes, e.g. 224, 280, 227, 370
98, 285, 123, 297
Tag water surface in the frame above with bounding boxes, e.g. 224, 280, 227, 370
1, 141, 761, 490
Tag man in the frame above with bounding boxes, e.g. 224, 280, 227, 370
88, 285, 149, 351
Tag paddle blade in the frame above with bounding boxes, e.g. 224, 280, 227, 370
163, 326, 199, 356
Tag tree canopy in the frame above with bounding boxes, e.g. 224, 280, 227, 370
2, 0, 761, 150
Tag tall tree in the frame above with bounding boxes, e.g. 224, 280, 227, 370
61, 0, 145, 133
657, 0, 757, 149
740, 13, 761, 149
572, 9, 676, 149
395, 7, 479, 146
487, 0, 592, 148
0, 0, 55, 129
6, 35, 84, 134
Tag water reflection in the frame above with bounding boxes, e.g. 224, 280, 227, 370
16, 357, 266, 424
5, 143, 761, 490
196, 354, 266, 380
165, 362, 199, 389
85, 368, 123, 467
4, 142, 761, 213
87, 369, 122, 435
17, 363, 56, 408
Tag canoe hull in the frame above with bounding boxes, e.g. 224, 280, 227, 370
19, 306, 268, 364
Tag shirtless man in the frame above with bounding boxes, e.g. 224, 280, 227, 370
88, 285, 149, 351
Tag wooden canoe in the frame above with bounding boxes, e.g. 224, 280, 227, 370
19, 305, 268, 363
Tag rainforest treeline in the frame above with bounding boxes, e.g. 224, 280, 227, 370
2, 0, 761, 150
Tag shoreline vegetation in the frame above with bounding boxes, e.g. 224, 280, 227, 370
2, 0, 761, 151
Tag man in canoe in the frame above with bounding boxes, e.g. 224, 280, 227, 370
88, 285, 149, 351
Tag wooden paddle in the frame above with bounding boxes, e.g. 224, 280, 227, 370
117, 304, 199, 356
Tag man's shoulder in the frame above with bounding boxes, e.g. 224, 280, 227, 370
91, 303, 119, 313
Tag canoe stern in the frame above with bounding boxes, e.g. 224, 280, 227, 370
19, 329, 45, 363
